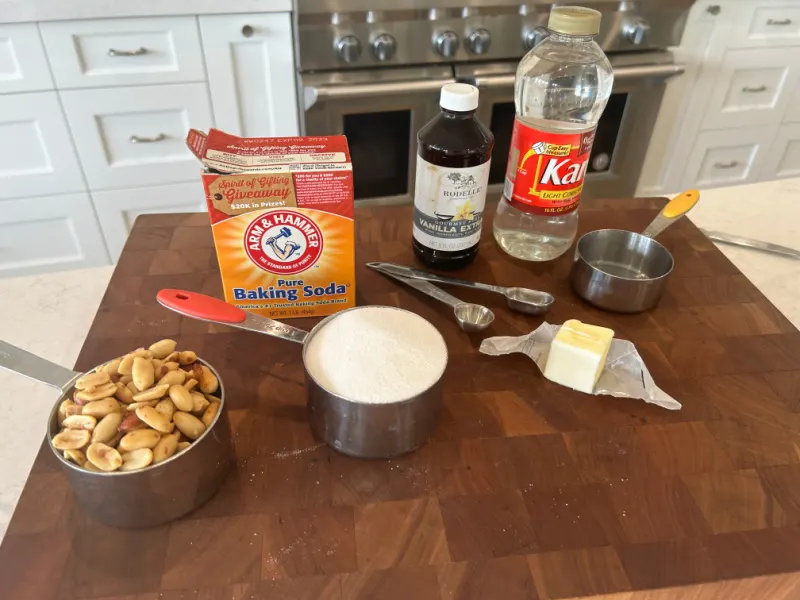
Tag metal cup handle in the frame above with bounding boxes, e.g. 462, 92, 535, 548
642, 189, 700, 239
0, 339, 80, 393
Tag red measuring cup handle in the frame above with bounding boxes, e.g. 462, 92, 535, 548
156, 289, 246, 324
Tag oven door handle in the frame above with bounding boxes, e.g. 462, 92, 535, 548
304, 78, 456, 109
473, 63, 686, 89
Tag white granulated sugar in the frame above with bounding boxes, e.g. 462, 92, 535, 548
304, 306, 448, 404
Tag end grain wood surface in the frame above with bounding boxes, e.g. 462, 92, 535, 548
2, 198, 800, 600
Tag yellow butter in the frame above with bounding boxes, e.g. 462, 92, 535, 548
543, 319, 614, 394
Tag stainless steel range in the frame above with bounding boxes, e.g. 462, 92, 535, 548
296, 0, 694, 205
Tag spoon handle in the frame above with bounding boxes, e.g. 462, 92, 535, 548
371, 267, 465, 309
642, 190, 700, 239
367, 262, 504, 294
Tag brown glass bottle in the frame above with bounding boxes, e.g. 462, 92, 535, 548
412, 83, 494, 270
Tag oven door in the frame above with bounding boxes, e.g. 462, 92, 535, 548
302, 67, 454, 206
457, 53, 685, 200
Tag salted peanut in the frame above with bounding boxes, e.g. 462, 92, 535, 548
92, 412, 124, 444
53, 429, 90, 450
191, 392, 210, 415
151, 358, 163, 372
152, 432, 179, 464
87, 443, 122, 472
109, 372, 121, 384
62, 415, 97, 431
132, 383, 169, 403
83, 460, 102, 472
130, 348, 149, 359
118, 412, 146, 433
102, 358, 122, 375
75, 382, 118, 403
184, 378, 198, 392
126, 380, 139, 394
114, 381, 134, 404
149, 339, 177, 360
136, 406, 174, 433
201, 401, 221, 428
132, 357, 155, 392
155, 398, 176, 421
164, 351, 180, 363
75, 371, 111, 391
120, 448, 154, 472
192, 364, 219, 395
178, 351, 197, 366
118, 428, 161, 452
158, 369, 186, 387
176, 441, 191, 452
81, 397, 120, 419
163, 361, 180, 371
118, 354, 135, 375
64, 449, 86, 466
58, 399, 76, 425
119, 374, 133, 385
173, 411, 205, 440
126, 400, 158, 412
65, 403, 83, 418
169, 384, 194, 412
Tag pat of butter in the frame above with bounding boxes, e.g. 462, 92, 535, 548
543, 319, 615, 394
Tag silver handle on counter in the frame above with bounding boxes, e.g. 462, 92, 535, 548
742, 85, 767, 93
108, 47, 148, 57
129, 133, 166, 144
368, 262, 506, 295
767, 18, 793, 26
713, 160, 739, 169
701, 229, 800, 260
374, 268, 466, 309
0, 339, 80, 393
473, 63, 686, 89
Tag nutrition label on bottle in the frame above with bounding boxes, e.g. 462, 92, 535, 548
412, 157, 491, 252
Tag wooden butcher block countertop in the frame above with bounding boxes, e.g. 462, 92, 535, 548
2, 197, 800, 600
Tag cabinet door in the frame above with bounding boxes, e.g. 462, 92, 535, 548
762, 123, 800, 180
199, 13, 299, 137
0, 23, 53, 93
39, 17, 205, 89
681, 126, 775, 190
60, 83, 213, 190
700, 48, 800, 131
92, 182, 206, 261
729, 2, 800, 47
0, 193, 109, 277
0, 92, 85, 200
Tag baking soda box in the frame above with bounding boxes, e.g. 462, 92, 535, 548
186, 128, 355, 319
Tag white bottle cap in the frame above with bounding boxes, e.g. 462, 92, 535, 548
440, 83, 479, 112
548, 6, 602, 36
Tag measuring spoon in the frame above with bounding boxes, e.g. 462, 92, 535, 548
641, 189, 700, 239
372, 267, 494, 332
367, 262, 554, 315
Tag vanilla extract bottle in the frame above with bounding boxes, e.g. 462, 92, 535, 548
412, 83, 494, 269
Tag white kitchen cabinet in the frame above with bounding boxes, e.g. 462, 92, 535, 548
0, 92, 85, 200
39, 17, 206, 89
92, 182, 206, 260
762, 123, 800, 179
60, 83, 214, 190
0, 23, 53, 94
199, 13, 299, 137
730, 2, 800, 47
0, 193, 109, 277
681, 126, 776, 189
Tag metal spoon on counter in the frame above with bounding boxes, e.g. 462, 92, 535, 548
369, 264, 495, 332
366, 262, 554, 315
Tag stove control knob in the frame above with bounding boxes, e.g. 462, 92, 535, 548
467, 28, 492, 55
372, 33, 397, 61
623, 18, 651, 45
523, 26, 550, 50
336, 35, 362, 63
434, 30, 459, 58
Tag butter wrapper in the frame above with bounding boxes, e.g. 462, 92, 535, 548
479, 322, 681, 411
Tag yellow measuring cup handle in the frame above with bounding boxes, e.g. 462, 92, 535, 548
662, 189, 700, 219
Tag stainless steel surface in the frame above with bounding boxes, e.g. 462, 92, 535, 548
367, 261, 554, 315
622, 17, 651, 45
107, 47, 147, 57
700, 229, 800, 260
336, 35, 362, 63
571, 229, 674, 313
467, 27, 491, 54
129, 133, 166, 144
369, 264, 495, 332
372, 33, 397, 60
0, 340, 232, 528
433, 30, 460, 57
523, 25, 549, 50
161, 301, 447, 458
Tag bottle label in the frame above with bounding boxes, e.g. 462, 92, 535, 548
412, 156, 491, 252
504, 118, 596, 215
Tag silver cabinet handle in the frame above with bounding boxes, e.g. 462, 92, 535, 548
108, 47, 148, 57
767, 18, 793, 25
714, 160, 739, 169
129, 133, 166, 144
706, 5, 721, 15
742, 85, 767, 93
241, 25, 254, 38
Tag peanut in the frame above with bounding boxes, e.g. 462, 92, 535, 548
114, 381, 134, 404
191, 392, 210, 415
118, 354, 135, 375
119, 374, 133, 385
64, 449, 86, 466
164, 351, 180, 363
152, 433, 179, 464
120, 448, 154, 472
132, 383, 169, 403
58, 399, 76, 425
86, 443, 122, 472
158, 369, 186, 387
75, 382, 118, 403
126, 400, 158, 412
178, 351, 197, 366
169, 384, 193, 412
82, 397, 120, 419
118, 412, 146, 433
163, 361, 180, 372
53, 429, 90, 451
75, 371, 111, 391
92, 412, 124, 444
102, 358, 122, 374
155, 398, 176, 421
119, 429, 161, 452
193, 364, 219, 394
65, 403, 83, 418
184, 378, 198, 392
136, 406, 174, 433
201, 401, 221, 428
132, 356, 155, 392
173, 412, 205, 440
149, 339, 177, 360
62, 415, 97, 431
